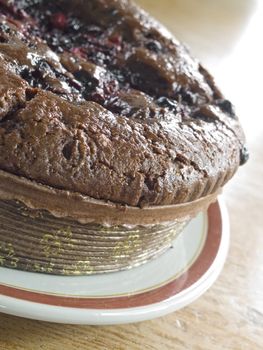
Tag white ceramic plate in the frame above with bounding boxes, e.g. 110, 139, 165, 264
0, 197, 229, 325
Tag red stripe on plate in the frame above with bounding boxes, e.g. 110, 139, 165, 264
0, 201, 222, 309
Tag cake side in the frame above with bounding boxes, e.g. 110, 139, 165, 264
0, 169, 220, 225
0, 0, 247, 207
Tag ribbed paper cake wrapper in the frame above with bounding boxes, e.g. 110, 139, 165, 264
0, 199, 191, 275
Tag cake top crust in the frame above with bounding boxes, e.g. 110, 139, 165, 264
0, 0, 247, 207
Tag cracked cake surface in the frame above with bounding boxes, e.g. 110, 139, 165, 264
0, 0, 247, 208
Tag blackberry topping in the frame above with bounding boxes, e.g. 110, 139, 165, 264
0, 0, 244, 126
156, 97, 178, 112
217, 99, 236, 118
177, 88, 197, 105
74, 70, 99, 95
0, 22, 11, 34
146, 40, 162, 53
240, 145, 249, 166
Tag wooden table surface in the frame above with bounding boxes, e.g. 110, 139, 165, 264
0, 0, 262, 349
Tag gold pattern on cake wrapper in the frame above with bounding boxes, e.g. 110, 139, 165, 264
40, 226, 75, 258
44, 262, 55, 274
32, 263, 42, 272
39, 226, 95, 274
0, 242, 19, 268
41, 233, 62, 258
113, 233, 141, 259
65, 259, 94, 275
31, 261, 55, 273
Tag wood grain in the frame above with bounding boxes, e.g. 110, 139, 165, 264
0, 0, 263, 349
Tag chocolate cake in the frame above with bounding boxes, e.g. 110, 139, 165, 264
0, 0, 248, 274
